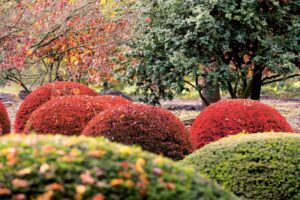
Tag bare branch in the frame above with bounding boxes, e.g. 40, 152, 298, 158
262, 74, 300, 85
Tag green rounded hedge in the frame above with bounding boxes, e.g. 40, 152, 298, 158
0, 134, 236, 200
181, 133, 300, 200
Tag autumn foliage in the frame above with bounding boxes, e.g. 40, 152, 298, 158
82, 104, 193, 160
0, 134, 235, 199
14, 81, 98, 133
24, 95, 131, 135
94, 95, 132, 106
0, 101, 10, 135
0, 0, 130, 91
190, 99, 293, 149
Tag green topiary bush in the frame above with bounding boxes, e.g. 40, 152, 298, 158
0, 134, 237, 200
181, 133, 300, 200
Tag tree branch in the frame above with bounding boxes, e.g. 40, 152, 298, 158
261, 74, 281, 83
262, 74, 300, 85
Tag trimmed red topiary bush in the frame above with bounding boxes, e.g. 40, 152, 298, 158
190, 99, 293, 150
14, 81, 98, 133
95, 95, 133, 106
82, 104, 193, 160
0, 101, 10, 134
24, 95, 131, 135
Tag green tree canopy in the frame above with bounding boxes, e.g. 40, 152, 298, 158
123, 0, 300, 104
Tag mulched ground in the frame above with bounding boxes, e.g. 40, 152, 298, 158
2, 95, 299, 133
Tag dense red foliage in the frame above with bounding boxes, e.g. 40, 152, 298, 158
24, 95, 131, 135
0, 101, 10, 134
14, 81, 98, 133
82, 104, 193, 160
190, 99, 293, 150
95, 95, 132, 106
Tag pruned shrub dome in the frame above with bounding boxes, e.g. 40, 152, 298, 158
82, 104, 192, 160
14, 81, 98, 133
94, 95, 132, 106
181, 133, 300, 200
190, 99, 292, 149
0, 100, 10, 134
0, 134, 236, 200
24, 95, 130, 135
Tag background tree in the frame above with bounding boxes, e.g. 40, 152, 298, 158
122, 0, 299, 105
0, 0, 130, 92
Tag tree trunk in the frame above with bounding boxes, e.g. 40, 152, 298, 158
202, 82, 221, 106
250, 66, 263, 100
199, 73, 221, 107
199, 62, 221, 107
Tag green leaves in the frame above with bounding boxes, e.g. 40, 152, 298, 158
122, 0, 299, 102
181, 133, 300, 200
0, 134, 237, 200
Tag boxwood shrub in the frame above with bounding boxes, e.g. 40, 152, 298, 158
82, 104, 192, 160
0, 100, 10, 134
24, 95, 130, 135
14, 81, 98, 133
181, 132, 300, 200
190, 99, 292, 149
0, 134, 237, 200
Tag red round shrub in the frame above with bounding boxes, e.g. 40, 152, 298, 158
24, 95, 131, 135
95, 95, 132, 106
0, 101, 10, 134
190, 99, 293, 150
82, 104, 193, 160
14, 81, 98, 133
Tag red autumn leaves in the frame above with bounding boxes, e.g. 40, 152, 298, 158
0, 101, 10, 135
190, 99, 293, 149
0, 82, 294, 160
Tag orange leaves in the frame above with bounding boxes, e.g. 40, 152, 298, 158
41, 145, 56, 155
39, 163, 50, 174
1, 0, 130, 86
0, 187, 11, 196
12, 179, 30, 188
110, 179, 124, 186
80, 171, 95, 185
92, 194, 105, 200
75, 185, 87, 200
45, 183, 64, 191
135, 158, 145, 174
118, 171, 132, 179
16, 167, 32, 176
120, 161, 129, 169
36, 190, 54, 200
2, 148, 18, 166
88, 149, 106, 158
